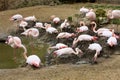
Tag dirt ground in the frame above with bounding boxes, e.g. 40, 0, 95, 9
0, 53, 120, 80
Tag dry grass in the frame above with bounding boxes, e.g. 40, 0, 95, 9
0, 3, 120, 33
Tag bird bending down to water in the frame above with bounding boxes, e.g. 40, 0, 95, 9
5, 35, 41, 68
88, 43, 102, 62
5, 35, 27, 59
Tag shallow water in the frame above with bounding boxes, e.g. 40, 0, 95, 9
0, 37, 48, 69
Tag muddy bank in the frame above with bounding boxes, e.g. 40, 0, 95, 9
0, 54, 120, 80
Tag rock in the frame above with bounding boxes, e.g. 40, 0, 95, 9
0, 33, 8, 43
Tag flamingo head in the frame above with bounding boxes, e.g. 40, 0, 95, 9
92, 36, 98, 41
80, 21, 85, 26
5, 35, 12, 44
53, 52, 57, 57
32, 61, 40, 68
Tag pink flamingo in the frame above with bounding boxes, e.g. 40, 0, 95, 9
53, 47, 83, 57
49, 43, 68, 50
86, 9, 96, 21
10, 14, 23, 22
80, 7, 89, 14
50, 15, 60, 24
76, 21, 88, 33
24, 15, 36, 21
21, 28, 39, 38
72, 34, 98, 47
56, 32, 75, 39
88, 43, 102, 62
91, 21, 111, 35
5, 35, 27, 59
5, 35, 41, 68
107, 10, 120, 19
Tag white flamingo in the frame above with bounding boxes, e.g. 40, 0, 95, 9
5, 35, 41, 68
21, 28, 39, 38
44, 23, 58, 34
88, 43, 102, 62
53, 47, 83, 57
86, 9, 96, 21
24, 15, 36, 21
50, 15, 60, 24
49, 43, 68, 50
10, 14, 23, 21
56, 32, 75, 39
34, 22, 44, 29
72, 34, 98, 47
80, 7, 89, 14
107, 36, 117, 47
60, 19, 70, 31
19, 20, 28, 28
107, 10, 120, 19
91, 21, 111, 35
76, 21, 88, 33
5, 35, 27, 59
26, 55, 41, 68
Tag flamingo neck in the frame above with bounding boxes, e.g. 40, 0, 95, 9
21, 44, 28, 60
92, 22, 97, 33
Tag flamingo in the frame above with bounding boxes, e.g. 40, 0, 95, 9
80, 7, 89, 14
10, 14, 23, 22
98, 29, 119, 38
44, 23, 58, 34
26, 55, 41, 68
107, 36, 117, 47
53, 47, 83, 57
107, 10, 120, 19
21, 28, 39, 38
5, 35, 27, 58
24, 15, 36, 21
72, 34, 98, 47
88, 43, 102, 62
5, 35, 41, 68
34, 22, 44, 29
49, 43, 68, 50
91, 21, 111, 35
56, 32, 75, 39
50, 15, 60, 24
60, 19, 70, 31
86, 9, 96, 21
107, 10, 120, 31
76, 21, 88, 33
19, 20, 28, 28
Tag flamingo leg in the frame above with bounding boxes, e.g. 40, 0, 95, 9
13, 49, 17, 63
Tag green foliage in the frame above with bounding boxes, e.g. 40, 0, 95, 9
96, 8, 106, 17
67, 16, 73, 22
